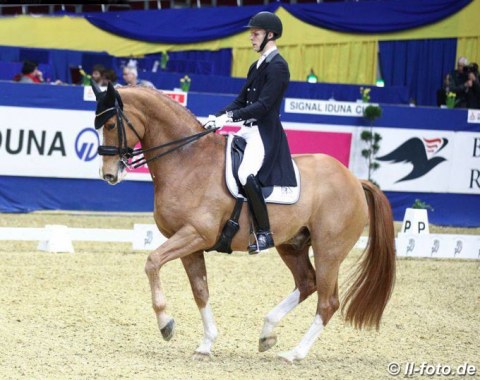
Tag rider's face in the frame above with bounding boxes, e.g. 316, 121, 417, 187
250, 28, 267, 53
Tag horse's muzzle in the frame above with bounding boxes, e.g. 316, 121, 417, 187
103, 173, 118, 185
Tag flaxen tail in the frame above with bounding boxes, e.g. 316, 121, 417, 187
342, 180, 396, 330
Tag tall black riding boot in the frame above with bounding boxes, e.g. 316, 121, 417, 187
243, 174, 275, 254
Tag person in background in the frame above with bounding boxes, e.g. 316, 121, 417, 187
122, 66, 155, 89
436, 73, 451, 107
17, 60, 44, 83
464, 63, 480, 109
449, 56, 470, 108
91, 64, 105, 85
101, 68, 119, 87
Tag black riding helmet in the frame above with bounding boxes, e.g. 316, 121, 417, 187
246, 11, 283, 39
246, 11, 283, 52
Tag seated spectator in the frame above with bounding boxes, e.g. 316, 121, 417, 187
122, 66, 156, 89
436, 73, 451, 107
15, 60, 44, 83
101, 68, 119, 87
91, 64, 105, 85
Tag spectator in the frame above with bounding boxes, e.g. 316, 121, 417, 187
91, 64, 105, 85
465, 63, 480, 109
101, 68, 119, 87
122, 66, 155, 89
16, 60, 44, 83
436, 73, 451, 107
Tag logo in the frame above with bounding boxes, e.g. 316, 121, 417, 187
75, 128, 99, 162
377, 137, 448, 182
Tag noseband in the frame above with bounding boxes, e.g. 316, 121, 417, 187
96, 104, 218, 169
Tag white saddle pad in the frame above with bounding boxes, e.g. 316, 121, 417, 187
225, 134, 301, 204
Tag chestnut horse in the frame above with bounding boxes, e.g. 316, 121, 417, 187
92, 82, 395, 363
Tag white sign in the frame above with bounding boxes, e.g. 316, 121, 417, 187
396, 233, 480, 260
448, 132, 480, 194
0, 106, 101, 180
350, 126, 480, 194
285, 98, 371, 117
467, 109, 480, 124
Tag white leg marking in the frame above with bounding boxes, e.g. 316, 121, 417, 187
261, 289, 300, 339
278, 314, 324, 362
157, 312, 172, 330
195, 304, 218, 355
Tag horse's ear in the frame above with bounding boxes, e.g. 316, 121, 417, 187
104, 81, 116, 107
91, 79, 102, 100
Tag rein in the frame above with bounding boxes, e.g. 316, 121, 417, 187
97, 105, 218, 169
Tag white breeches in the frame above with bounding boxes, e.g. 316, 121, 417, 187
235, 126, 265, 186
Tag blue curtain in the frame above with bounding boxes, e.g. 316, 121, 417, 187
282, 0, 471, 34
379, 39, 457, 106
85, 4, 278, 43
84, 1, 471, 43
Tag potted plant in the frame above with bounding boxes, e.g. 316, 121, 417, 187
361, 104, 383, 185
180, 75, 191, 92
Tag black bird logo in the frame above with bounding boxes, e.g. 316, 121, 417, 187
377, 137, 448, 182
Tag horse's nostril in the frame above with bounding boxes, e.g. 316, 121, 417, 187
103, 174, 116, 182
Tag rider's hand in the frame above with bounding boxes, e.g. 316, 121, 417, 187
214, 113, 232, 129
204, 114, 217, 129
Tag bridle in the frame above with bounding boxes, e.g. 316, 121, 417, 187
96, 102, 218, 169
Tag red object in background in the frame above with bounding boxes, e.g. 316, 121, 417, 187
127, 126, 352, 175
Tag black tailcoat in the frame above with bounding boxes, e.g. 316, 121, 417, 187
218, 51, 297, 187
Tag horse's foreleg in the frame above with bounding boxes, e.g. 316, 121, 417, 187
181, 252, 218, 360
144, 225, 210, 343
259, 243, 316, 352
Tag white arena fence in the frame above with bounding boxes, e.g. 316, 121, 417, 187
0, 224, 478, 260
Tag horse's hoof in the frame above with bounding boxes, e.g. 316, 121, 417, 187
258, 335, 277, 352
277, 351, 299, 364
160, 319, 175, 341
192, 351, 212, 361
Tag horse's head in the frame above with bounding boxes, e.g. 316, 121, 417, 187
92, 81, 142, 185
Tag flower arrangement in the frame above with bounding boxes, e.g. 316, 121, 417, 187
180, 75, 191, 92
412, 199, 434, 211
446, 92, 456, 109
160, 51, 169, 70
359, 87, 371, 103
79, 68, 91, 86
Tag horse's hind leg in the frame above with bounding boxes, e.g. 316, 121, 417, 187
259, 231, 316, 352
278, 248, 341, 363
181, 251, 218, 360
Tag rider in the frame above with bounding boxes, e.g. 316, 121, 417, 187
211, 11, 297, 254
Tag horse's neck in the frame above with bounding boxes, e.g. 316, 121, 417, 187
138, 99, 223, 185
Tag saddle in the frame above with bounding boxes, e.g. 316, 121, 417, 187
226, 134, 300, 204
207, 135, 300, 254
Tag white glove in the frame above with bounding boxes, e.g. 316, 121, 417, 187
204, 114, 217, 129
214, 113, 232, 129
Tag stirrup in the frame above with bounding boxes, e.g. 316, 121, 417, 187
248, 231, 274, 254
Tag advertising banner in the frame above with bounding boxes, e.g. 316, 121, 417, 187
0, 106, 101, 180
350, 126, 480, 194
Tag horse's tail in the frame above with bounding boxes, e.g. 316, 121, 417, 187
341, 180, 396, 330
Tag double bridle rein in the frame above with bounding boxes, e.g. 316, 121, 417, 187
96, 104, 218, 169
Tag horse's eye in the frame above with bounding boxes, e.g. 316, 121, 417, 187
106, 123, 116, 131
